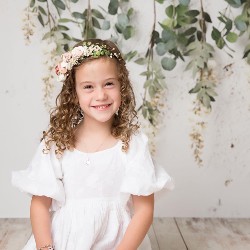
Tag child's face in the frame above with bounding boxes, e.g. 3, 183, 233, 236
75, 57, 121, 125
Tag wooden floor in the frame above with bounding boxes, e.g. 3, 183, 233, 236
1, 218, 250, 249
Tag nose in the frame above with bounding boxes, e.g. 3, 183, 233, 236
96, 87, 108, 101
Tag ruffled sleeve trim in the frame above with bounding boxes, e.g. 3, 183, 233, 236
120, 132, 174, 196
11, 140, 65, 211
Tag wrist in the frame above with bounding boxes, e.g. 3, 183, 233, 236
37, 244, 54, 250
116, 243, 136, 250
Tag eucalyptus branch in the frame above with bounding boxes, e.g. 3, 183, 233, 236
199, 0, 207, 81
144, 0, 157, 102
84, 0, 93, 38
136, 0, 166, 133
143, 0, 156, 106
46, 1, 56, 30
212, 0, 250, 62
54, 2, 61, 17
151, 0, 156, 52
200, 0, 206, 43
187, 0, 217, 166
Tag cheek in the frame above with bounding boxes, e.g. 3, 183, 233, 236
78, 95, 88, 104
76, 91, 88, 106
78, 99, 90, 111
114, 90, 121, 105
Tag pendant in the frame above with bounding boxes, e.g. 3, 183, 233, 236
85, 158, 90, 166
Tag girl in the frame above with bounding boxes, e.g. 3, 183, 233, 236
12, 39, 173, 250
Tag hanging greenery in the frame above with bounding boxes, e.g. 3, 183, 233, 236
212, 0, 250, 63
107, 0, 135, 41
22, 0, 250, 165
183, 0, 216, 166
134, 0, 167, 153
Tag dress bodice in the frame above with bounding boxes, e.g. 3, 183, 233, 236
62, 141, 124, 200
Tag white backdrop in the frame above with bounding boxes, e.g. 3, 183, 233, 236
1, 0, 250, 218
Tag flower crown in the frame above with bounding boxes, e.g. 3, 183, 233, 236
55, 41, 122, 82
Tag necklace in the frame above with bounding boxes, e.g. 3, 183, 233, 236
81, 134, 111, 167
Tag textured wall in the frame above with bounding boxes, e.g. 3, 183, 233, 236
1, 0, 250, 218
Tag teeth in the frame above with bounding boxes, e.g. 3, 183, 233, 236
95, 104, 109, 110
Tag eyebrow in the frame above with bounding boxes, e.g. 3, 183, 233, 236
79, 78, 118, 85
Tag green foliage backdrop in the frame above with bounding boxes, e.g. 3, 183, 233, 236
23, 0, 250, 165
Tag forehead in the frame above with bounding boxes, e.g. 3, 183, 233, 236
75, 57, 119, 83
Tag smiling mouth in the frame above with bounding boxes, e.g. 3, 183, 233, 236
92, 104, 112, 110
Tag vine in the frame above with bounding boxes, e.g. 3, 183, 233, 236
152, 0, 216, 164
185, 0, 216, 166
135, 0, 167, 153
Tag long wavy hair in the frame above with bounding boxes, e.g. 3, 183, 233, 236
42, 38, 139, 156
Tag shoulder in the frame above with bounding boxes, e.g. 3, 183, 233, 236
130, 130, 148, 142
128, 131, 149, 151
34, 139, 61, 166
124, 131, 150, 161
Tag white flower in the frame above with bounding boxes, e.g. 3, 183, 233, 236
62, 52, 72, 62
61, 61, 69, 71
71, 46, 84, 58
88, 45, 95, 55
58, 74, 66, 82
68, 60, 75, 69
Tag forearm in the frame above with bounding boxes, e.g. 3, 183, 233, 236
117, 194, 154, 250
117, 209, 153, 250
30, 196, 52, 249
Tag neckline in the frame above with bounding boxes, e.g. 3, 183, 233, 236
73, 140, 121, 155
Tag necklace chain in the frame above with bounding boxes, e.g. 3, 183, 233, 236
81, 134, 111, 167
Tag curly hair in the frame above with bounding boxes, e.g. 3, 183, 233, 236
42, 38, 139, 156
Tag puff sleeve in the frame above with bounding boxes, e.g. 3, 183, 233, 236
11, 140, 65, 211
120, 132, 174, 196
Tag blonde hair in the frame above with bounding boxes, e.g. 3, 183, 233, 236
42, 38, 139, 156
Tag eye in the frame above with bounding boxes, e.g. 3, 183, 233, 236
83, 85, 93, 89
105, 82, 114, 87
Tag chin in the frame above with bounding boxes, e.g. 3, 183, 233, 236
93, 114, 115, 123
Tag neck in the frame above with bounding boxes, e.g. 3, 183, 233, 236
76, 117, 113, 139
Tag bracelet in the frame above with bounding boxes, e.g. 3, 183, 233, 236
38, 245, 54, 250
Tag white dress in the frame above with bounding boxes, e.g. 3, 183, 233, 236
12, 132, 174, 250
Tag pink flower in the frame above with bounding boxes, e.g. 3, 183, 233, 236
61, 62, 69, 72
55, 62, 68, 75
62, 52, 72, 62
